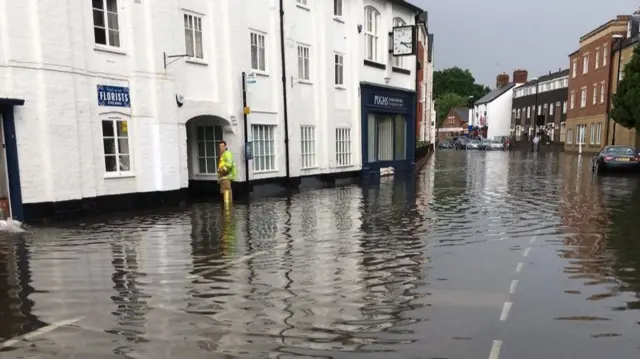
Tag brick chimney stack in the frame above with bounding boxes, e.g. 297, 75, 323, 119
513, 69, 528, 84
496, 73, 510, 88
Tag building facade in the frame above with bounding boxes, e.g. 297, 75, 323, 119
511, 69, 569, 144
0, 0, 427, 221
438, 107, 468, 139
565, 15, 629, 153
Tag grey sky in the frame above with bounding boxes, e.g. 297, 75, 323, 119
410, 0, 639, 87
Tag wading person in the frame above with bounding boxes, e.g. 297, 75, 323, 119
217, 141, 236, 207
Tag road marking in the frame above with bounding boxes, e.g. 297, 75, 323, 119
489, 340, 503, 359
529, 236, 537, 244
523, 247, 531, 257
1, 317, 84, 348
500, 302, 512, 321
516, 262, 524, 273
509, 279, 519, 294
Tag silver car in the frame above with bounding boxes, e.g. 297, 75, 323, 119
488, 140, 504, 150
466, 140, 482, 150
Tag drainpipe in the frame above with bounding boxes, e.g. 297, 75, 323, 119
279, 0, 291, 183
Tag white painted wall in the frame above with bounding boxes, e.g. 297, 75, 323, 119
486, 89, 514, 140
0, 0, 422, 207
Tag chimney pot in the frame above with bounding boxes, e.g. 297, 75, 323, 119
496, 73, 510, 88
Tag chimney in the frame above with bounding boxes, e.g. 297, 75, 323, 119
513, 69, 528, 84
496, 73, 510, 87
628, 12, 640, 38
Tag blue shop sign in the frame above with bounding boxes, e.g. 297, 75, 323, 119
97, 85, 131, 107
366, 93, 407, 112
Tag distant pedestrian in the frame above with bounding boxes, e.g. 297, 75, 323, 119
532, 135, 540, 152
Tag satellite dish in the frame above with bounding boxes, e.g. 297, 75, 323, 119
176, 94, 184, 107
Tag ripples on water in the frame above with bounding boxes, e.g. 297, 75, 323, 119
0, 151, 640, 357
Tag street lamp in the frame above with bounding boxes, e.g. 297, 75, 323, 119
611, 33, 624, 145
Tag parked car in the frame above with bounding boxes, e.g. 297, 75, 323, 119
454, 137, 469, 150
438, 140, 454, 149
480, 139, 492, 150
487, 140, 505, 150
593, 146, 640, 173
466, 140, 482, 150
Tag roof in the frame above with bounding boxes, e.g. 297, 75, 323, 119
390, 0, 424, 14
580, 16, 630, 42
454, 107, 469, 123
474, 83, 516, 105
521, 69, 570, 87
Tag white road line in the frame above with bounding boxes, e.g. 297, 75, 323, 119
509, 279, 519, 294
1, 317, 84, 348
529, 236, 537, 244
516, 262, 524, 273
523, 247, 531, 257
500, 302, 512, 321
489, 340, 503, 359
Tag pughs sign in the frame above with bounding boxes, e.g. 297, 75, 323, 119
97, 85, 131, 108
367, 93, 407, 112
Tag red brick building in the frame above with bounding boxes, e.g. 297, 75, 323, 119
438, 107, 469, 139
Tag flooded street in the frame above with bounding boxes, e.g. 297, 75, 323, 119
2, 150, 640, 358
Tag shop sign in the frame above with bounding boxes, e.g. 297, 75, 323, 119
97, 85, 131, 107
368, 94, 406, 111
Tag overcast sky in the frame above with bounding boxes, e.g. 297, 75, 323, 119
410, 0, 639, 87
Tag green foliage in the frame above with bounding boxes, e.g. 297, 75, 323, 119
610, 45, 640, 131
433, 67, 491, 104
435, 92, 467, 127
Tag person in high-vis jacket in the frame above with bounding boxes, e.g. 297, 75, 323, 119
217, 141, 236, 207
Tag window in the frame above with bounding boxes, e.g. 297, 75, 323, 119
600, 81, 605, 103
595, 122, 602, 145
297, 44, 310, 80
603, 45, 608, 66
196, 125, 223, 174
297, 0, 308, 6
334, 0, 342, 17
526, 106, 530, 118
592, 83, 597, 105
250, 31, 266, 72
102, 118, 131, 175
582, 54, 589, 74
560, 122, 567, 142
252, 125, 276, 172
364, 7, 380, 62
563, 101, 567, 114
549, 103, 554, 116
537, 105, 542, 116
334, 53, 344, 86
577, 124, 587, 144
567, 128, 573, 144
589, 123, 596, 145
184, 13, 204, 59
570, 91, 575, 109
595, 47, 600, 69
572, 59, 577, 77
93, 0, 120, 47
336, 128, 352, 166
300, 126, 316, 169
580, 87, 587, 108
516, 108, 521, 118
392, 18, 406, 68
563, 78, 569, 87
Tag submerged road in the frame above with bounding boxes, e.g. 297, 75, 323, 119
1, 150, 640, 358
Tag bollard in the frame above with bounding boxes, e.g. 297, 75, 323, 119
220, 179, 233, 208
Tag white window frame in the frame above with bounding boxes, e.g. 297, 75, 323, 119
333, 0, 343, 18
300, 125, 316, 169
589, 123, 596, 145
296, 0, 309, 8
577, 124, 586, 144
251, 124, 277, 173
93, 0, 121, 48
527, 106, 531, 118
538, 105, 542, 116
596, 122, 602, 145
195, 125, 224, 175
364, 6, 380, 63
572, 59, 577, 78
184, 12, 204, 60
335, 128, 352, 167
580, 87, 587, 108
600, 81, 605, 103
102, 117, 133, 177
392, 18, 407, 68
602, 45, 608, 66
250, 30, 267, 73
560, 122, 567, 142
595, 47, 600, 69
567, 128, 573, 144
297, 44, 311, 81
570, 91, 575, 109
549, 103, 554, 116
563, 100, 567, 114
592, 83, 597, 105
582, 53, 589, 74
334, 52, 344, 87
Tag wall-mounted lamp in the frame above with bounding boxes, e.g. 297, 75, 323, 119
357, 24, 363, 34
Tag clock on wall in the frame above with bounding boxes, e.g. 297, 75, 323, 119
392, 25, 415, 57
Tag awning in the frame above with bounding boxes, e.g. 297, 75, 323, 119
0, 97, 25, 106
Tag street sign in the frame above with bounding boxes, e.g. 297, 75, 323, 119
246, 72, 257, 84
245, 142, 253, 160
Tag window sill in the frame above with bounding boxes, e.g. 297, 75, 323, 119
296, 4, 310, 11
252, 71, 269, 77
301, 166, 318, 170
336, 164, 353, 168
333, 16, 344, 23
298, 79, 313, 85
392, 66, 411, 75
253, 170, 279, 174
105, 172, 135, 179
94, 45, 127, 56
364, 59, 386, 70
186, 58, 208, 66
335, 85, 346, 90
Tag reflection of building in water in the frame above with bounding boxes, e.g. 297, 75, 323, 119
415, 157, 435, 212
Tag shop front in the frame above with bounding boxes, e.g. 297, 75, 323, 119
0, 98, 25, 221
360, 82, 416, 177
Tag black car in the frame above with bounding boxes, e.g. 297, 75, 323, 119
593, 146, 640, 173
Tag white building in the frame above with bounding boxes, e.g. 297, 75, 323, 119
471, 70, 528, 139
0, 0, 426, 222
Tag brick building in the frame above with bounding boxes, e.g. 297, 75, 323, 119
565, 15, 629, 153
438, 107, 469, 139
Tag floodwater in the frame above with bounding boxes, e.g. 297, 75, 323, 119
1, 150, 640, 358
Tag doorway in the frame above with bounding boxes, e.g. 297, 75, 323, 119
0, 114, 11, 219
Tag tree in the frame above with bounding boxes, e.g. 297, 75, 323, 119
610, 45, 640, 131
433, 67, 491, 105
435, 92, 468, 127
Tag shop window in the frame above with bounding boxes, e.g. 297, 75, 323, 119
102, 117, 131, 176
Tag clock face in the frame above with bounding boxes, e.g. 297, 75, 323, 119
393, 26, 414, 56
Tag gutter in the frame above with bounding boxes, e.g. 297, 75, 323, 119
279, 0, 291, 182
